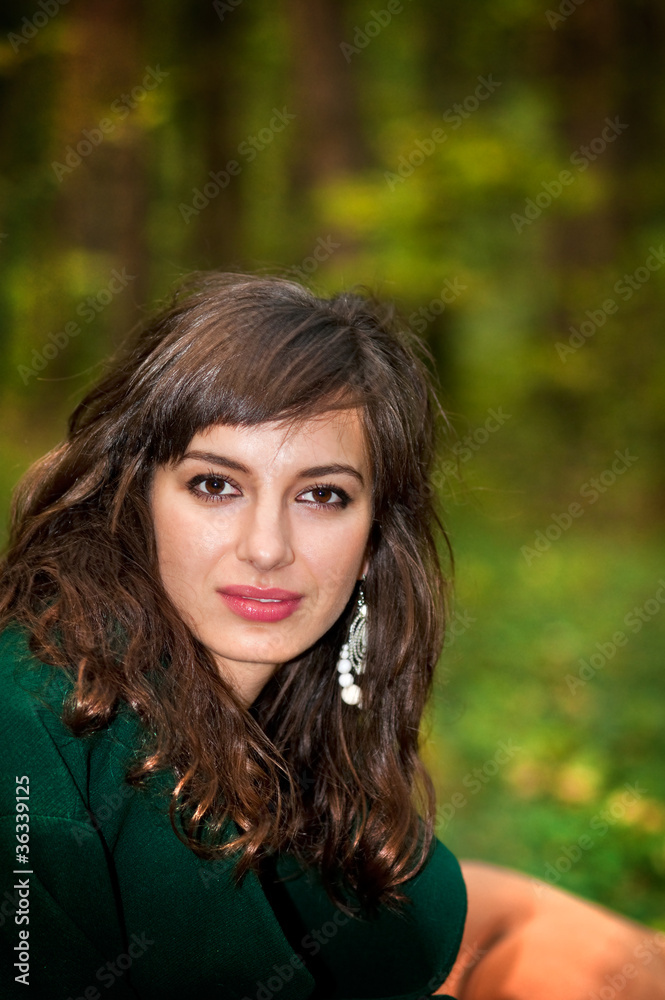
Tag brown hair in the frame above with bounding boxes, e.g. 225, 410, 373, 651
1, 272, 451, 911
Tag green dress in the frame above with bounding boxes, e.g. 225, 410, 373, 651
0, 626, 466, 999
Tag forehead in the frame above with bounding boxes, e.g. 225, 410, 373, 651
183, 408, 370, 472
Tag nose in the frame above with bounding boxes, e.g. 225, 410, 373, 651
235, 496, 295, 572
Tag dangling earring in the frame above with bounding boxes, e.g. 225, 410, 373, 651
336, 579, 367, 707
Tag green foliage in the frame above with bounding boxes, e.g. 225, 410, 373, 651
428, 503, 665, 927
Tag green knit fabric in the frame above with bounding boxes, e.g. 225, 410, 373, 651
0, 626, 466, 999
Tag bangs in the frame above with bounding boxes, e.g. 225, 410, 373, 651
129, 294, 371, 465
82, 272, 429, 515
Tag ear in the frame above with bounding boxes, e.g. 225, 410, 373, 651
359, 555, 369, 580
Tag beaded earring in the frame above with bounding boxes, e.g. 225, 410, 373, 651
336, 579, 367, 707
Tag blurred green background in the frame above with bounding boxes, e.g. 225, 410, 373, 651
1, 0, 663, 925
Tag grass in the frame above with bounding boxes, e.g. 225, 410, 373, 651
427, 502, 665, 928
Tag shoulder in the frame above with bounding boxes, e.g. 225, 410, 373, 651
404, 836, 468, 982
0, 624, 145, 827
0, 624, 77, 792
0, 623, 70, 712
410, 835, 468, 919
264, 836, 466, 999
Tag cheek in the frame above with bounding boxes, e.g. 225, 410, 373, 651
300, 519, 369, 603
153, 504, 221, 586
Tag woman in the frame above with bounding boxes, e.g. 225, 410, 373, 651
1, 273, 663, 999
0, 272, 464, 999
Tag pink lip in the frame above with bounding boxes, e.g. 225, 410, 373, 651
222, 585, 302, 600
218, 585, 303, 622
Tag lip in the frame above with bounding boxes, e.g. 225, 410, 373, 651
221, 585, 302, 600
218, 585, 303, 622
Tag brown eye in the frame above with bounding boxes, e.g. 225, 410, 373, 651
298, 485, 348, 508
200, 477, 228, 495
189, 476, 238, 499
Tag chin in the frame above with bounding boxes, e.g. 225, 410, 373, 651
205, 637, 293, 667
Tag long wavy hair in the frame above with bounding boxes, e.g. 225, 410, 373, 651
1, 272, 452, 911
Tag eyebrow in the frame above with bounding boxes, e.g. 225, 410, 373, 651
181, 451, 366, 487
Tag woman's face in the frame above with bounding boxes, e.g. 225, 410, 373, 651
151, 409, 373, 705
